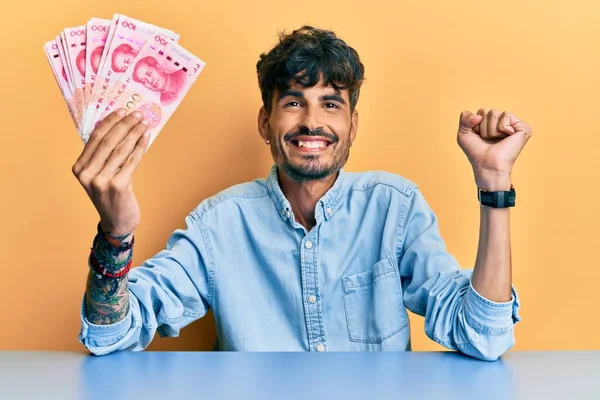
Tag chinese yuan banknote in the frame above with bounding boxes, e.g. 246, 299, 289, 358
63, 25, 87, 125
42, 14, 200, 147
94, 32, 205, 147
93, 14, 120, 90
84, 14, 180, 137
43, 40, 77, 129
85, 18, 112, 104
55, 35, 75, 94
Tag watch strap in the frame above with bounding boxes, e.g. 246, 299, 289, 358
478, 186, 516, 208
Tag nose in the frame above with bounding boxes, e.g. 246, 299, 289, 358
299, 103, 323, 133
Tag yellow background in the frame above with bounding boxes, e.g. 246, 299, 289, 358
1, 0, 599, 352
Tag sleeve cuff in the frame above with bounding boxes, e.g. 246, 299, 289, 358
78, 294, 133, 348
464, 282, 521, 335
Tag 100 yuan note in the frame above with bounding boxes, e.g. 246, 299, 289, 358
43, 40, 78, 130
55, 34, 82, 129
84, 18, 112, 109
85, 15, 180, 136
90, 32, 205, 146
63, 25, 87, 128
56, 35, 75, 94
92, 14, 119, 88
83, 15, 179, 137
59, 32, 79, 94
81, 14, 119, 129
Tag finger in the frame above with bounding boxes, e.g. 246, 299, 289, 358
477, 108, 488, 140
72, 109, 127, 177
458, 111, 483, 134
504, 113, 531, 135
95, 120, 150, 180
498, 111, 516, 135
487, 109, 505, 140
82, 111, 144, 179
512, 121, 533, 142
113, 131, 151, 182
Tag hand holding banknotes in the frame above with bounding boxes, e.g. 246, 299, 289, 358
45, 14, 205, 234
72, 109, 149, 236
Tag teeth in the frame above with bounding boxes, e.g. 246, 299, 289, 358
296, 140, 327, 149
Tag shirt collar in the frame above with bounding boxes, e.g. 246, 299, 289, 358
266, 164, 348, 222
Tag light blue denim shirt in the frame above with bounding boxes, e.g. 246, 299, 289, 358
79, 165, 520, 360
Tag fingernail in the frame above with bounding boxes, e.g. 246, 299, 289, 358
141, 118, 149, 126
143, 131, 150, 138
116, 108, 126, 116
132, 111, 142, 118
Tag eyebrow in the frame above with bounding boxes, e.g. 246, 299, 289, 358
277, 90, 305, 102
320, 93, 346, 105
277, 90, 347, 105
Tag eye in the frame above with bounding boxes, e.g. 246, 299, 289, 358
324, 103, 340, 109
285, 101, 301, 108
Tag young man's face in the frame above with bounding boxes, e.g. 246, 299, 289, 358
260, 80, 358, 182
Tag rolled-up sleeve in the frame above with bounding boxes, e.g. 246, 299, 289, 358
397, 188, 520, 361
78, 212, 214, 356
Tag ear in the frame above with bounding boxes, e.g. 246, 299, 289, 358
258, 106, 270, 142
350, 109, 359, 144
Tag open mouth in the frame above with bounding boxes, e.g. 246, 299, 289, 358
289, 137, 334, 151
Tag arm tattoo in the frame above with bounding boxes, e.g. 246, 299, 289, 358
85, 272, 130, 325
93, 235, 133, 273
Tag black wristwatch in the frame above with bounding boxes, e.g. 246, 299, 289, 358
477, 186, 516, 208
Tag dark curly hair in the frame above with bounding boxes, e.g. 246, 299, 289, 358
256, 26, 365, 115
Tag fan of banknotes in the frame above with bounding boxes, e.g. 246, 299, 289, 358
43, 14, 205, 147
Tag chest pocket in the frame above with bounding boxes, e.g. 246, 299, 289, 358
342, 258, 408, 344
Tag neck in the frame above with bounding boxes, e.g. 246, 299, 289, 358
278, 168, 338, 231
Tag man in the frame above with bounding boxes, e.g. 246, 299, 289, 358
131, 56, 187, 105
74, 26, 531, 360
111, 43, 137, 73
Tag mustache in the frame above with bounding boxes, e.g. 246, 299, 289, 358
284, 127, 339, 143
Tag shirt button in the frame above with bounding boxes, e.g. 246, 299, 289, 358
308, 294, 317, 303
286, 210, 291, 218
326, 207, 332, 214
304, 240, 313, 249
316, 344, 325, 352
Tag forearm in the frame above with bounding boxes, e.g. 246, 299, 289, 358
85, 227, 134, 325
399, 187, 518, 360
85, 272, 130, 324
471, 206, 512, 302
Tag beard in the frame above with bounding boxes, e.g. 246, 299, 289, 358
271, 128, 352, 182
280, 153, 347, 182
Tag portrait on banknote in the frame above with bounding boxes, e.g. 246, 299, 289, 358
111, 43, 138, 73
131, 56, 187, 106
89, 45, 104, 74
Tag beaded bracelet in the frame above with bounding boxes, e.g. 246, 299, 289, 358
92, 234, 132, 268
93, 239, 133, 268
89, 248, 133, 279
89, 222, 135, 279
